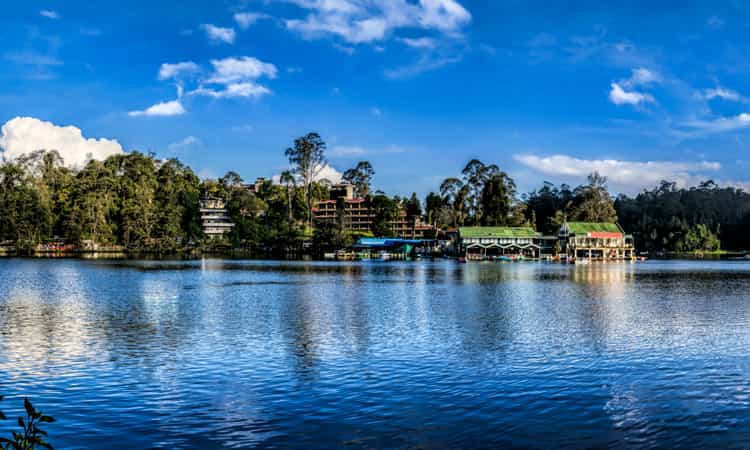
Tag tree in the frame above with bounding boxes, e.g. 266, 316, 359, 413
424, 192, 443, 229
440, 177, 468, 227
370, 194, 400, 237
461, 159, 498, 223
480, 172, 516, 226
342, 161, 375, 197
678, 224, 720, 252
570, 172, 617, 223
285, 132, 327, 228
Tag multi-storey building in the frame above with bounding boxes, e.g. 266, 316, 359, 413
199, 197, 235, 238
312, 183, 433, 238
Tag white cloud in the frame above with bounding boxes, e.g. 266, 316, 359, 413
128, 99, 186, 117
624, 67, 661, 87
191, 82, 271, 99
609, 82, 655, 106
185, 57, 277, 99
5, 52, 62, 67
514, 153, 721, 191
384, 54, 461, 79
201, 24, 236, 44
233, 12, 269, 29
283, 0, 470, 44
273, 163, 343, 184
399, 37, 438, 49
158, 61, 200, 80
682, 113, 750, 134
0, 117, 123, 168
167, 136, 200, 152
40, 10, 59, 19
608, 67, 660, 106
329, 144, 408, 157
205, 56, 278, 84
700, 86, 745, 102
316, 164, 343, 183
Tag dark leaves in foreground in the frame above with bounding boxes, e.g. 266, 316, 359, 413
0, 396, 55, 450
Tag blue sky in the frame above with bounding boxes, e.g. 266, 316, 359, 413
3, 1, 750, 196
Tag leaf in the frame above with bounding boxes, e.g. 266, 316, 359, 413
23, 398, 33, 416
40, 416, 55, 423
17, 417, 24, 428
0, 411, 6, 420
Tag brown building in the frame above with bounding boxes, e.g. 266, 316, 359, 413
312, 183, 433, 238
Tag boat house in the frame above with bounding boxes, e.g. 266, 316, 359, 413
459, 227, 542, 260
559, 222, 634, 261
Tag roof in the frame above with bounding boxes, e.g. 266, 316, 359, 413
565, 222, 621, 234
354, 238, 431, 248
459, 227, 538, 238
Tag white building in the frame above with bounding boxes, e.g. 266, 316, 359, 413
199, 197, 235, 238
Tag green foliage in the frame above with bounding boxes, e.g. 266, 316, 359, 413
615, 180, 750, 251
370, 194, 400, 237
677, 224, 721, 252
285, 132, 327, 227
569, 172, 617, 223
0, 396, 55, 450
480, 172, 516, 226
342, 161, 374, 198
434, 159, 521, 229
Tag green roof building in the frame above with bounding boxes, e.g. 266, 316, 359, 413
559, 222, 634, 261
458, 227, 542, 260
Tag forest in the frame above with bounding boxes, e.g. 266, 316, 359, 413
0, 131, 746, 254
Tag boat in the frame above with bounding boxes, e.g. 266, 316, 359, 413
497, 255, 514, 262
378, 251, 392, 261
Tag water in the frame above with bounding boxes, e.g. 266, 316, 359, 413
2, 259, 750, 448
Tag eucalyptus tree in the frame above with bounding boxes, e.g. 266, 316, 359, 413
461, 159, 498, 223
480, 171, 517, 226
342, 161, 375, 197
279, 170, 296, 226
570, 172, 617, 223
285, 132, 327, 228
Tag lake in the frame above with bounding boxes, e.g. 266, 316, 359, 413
2, 258, 750, 448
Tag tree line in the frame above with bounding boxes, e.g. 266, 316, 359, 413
0, 132, 745, 254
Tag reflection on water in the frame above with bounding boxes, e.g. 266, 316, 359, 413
2, 259, 750, 448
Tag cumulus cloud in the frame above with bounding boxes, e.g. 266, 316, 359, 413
514, 153, 721, 191
158, 61, 200, 80
283, 0, 471, 44
188, 56, 277, 99
40, 10, 59, 19
204, 56, 278, 84
233, 12, 269, 29
201, 24, 236, 44
128, 99, 186, 117
609, 82, 655, 105
140, 56, 278, 114
273, 163, 343, 184
608, 67, 660, 106
0, 117, 123, 168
